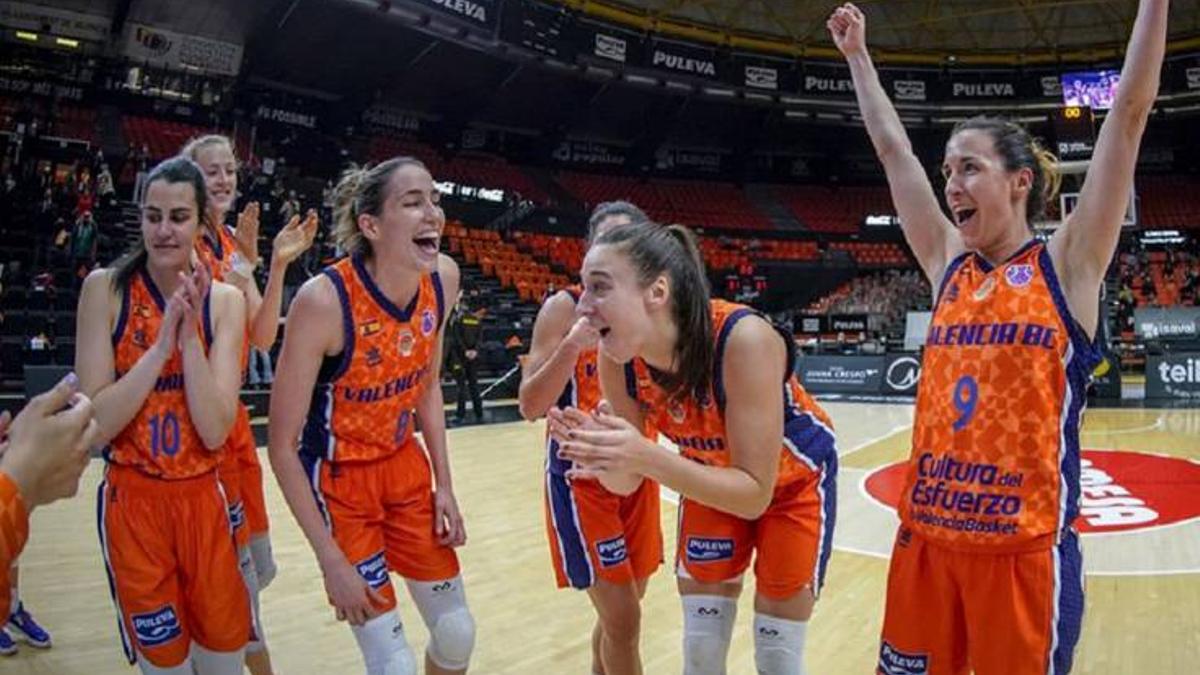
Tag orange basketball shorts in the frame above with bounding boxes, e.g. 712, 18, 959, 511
877, 527, 1084, 675
302, 441, 460, 612
233, 402, 271, 538
97, 465, 251, 667
675, 470, 836, 600
544, 470, 663, 590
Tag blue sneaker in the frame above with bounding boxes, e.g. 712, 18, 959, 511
7, 603, 51, 648
0, 627, 15, 656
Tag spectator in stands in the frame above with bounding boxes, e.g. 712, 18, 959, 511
247, 347, 274, 391
95, 163, 115, 208
447, 291, 484, 424
70, 211, 98, 270
280, 190, 300, 224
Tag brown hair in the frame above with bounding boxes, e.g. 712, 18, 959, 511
951, 116, 1062, 223
332, 157, 428, 257
111, 156, 208, 291
587, 200, 649, 244
593, 222, 712, 401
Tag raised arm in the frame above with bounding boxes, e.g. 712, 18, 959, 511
75, 269, 172, 446
830, 3, 962, 285
518, 291, 597, 420
1050, 0, 1168, 338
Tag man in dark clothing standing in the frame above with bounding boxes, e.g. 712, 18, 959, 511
447, 291, 484, 424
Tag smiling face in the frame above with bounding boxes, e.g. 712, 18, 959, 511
578, 243, 667, 364
141, 179, 201, 269
942, 128, 1033, 252
364, 163, 444, 272
192, 140, 237, 219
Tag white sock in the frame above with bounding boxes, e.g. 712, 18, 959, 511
190, 642, 245, 675
350, 612, 417, 675
682, 594, 738, 675
753, 614, 807, 675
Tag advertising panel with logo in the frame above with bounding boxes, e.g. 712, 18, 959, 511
1089, 352, 1122, 399
730, 54, 796, 92
829, 314, 869, 333
800, 64, 855, 98
798, 355, 885, 394
882, 353, 922, 395
645, 39, 721, 80
551, 139, 628, 167
1146, 353, 1200, 399
501, 0, 576, 60
0, 1, 110, 41
576, 20, 644, 66
947, 72, 1019, 100
796, 315, 826, 335
1135, 307, 1200, 341
880, 70, 936, 102
655, 147, 722, 175
405, 0, 499, 34
123, 23, 243, 77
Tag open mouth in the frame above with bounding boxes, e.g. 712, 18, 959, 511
599, 327, 611, 338
953, 208, 977, 228
413, 234, 440, 255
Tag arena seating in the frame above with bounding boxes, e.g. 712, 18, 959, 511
556, 172, 772, 230
446, 223, 570, 302
772, 184, 893, 232
368, 136, 550, 206
0, 98, 97, 144
1135, 176, 1200, 229
121, 116, 213, 160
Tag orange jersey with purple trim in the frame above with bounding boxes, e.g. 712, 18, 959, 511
196, 224, 239, 284
107, 269, 219, 479
0, 472, 29, 618
898, 241, 1101, 553
626, 300, 835, 487
301, 256, 445, 464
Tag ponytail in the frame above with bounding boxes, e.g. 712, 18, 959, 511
593, 223, 713, 400
332, 156, 428, 258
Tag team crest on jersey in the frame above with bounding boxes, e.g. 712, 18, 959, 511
131, 605, 183, 648
421, 309, 437, 336
972, 276, 997, 301
1004, 264, 1034, 288
355, 551, 390, 589
360, 319, 383, 337
596, 535, 628, 568
398, 329, 416, 356
135, 303, 153, 319
365, 347, 383, 367
132, 329, 149, 349
668, 402, 687, 424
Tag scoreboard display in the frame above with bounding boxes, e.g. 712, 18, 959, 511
1050, 105, 1096, 161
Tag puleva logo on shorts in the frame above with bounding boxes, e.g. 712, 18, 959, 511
421, 309, 437, 336
596, 535, 628, 568
1004, 263, 1034, 288
356, 551, 389, 590
686, 537, 734, 563
132, 605, 183, 648
878, 641, 929, 675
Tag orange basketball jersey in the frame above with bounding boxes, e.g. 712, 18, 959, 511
0, 472, 29, 618
107, 269, 219, 479
546, 286, 602, 475
196, 224, 238, 284
899, 241, 1102, 553
301, 256, 445, 464
625, 300, 835, 488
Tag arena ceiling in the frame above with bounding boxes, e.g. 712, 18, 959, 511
562, 0, 1200, 60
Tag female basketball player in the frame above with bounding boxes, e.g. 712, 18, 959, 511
829, 2, 1167, 672
184, 134, 316, 675
552, 223, 838, 675
268, 157, 475, 675
519, 201, 662, 675
76, 156, 250, 674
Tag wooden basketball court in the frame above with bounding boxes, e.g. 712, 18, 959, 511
7, 402, 1199, 673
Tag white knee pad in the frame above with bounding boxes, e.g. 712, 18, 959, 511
753, 614, 807, 675
249, 534, 277, 589
136, 656, 192, 675
406, 576, 476, 670
681, 595, 738, 675
190, 642, 246, 675
351, 612, 417, 675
